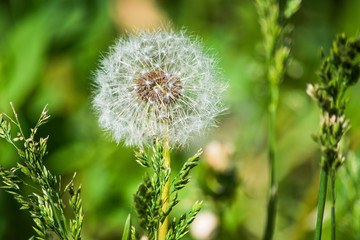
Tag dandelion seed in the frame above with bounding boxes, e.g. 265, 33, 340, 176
92, 28, 227, 147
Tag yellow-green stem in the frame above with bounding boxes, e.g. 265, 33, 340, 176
159, 139, 170, 240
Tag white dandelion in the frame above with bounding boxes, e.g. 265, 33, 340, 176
92, 28, 227, 147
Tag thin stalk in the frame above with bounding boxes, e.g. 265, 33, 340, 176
314, 168, 328, 240
49, 198, 68, 239
263, 82, 279, 240
159, 139, 170, 240
331, 172, 336, 240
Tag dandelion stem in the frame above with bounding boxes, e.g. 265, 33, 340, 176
159, 139, 170, 240
314, 168, 328, 240
263, 82, 278, 240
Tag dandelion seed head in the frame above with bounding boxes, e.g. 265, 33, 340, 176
92, 28, 227, 147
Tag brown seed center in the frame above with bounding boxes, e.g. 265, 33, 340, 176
135, 70, 183, 105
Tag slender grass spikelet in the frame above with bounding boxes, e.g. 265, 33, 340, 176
92, 28, 227, 147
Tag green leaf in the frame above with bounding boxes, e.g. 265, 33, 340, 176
122, 214, 132, 240
135, 148, 150, 167
284, 0, 301, 19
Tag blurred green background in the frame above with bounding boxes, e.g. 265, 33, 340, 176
1, 0, 360, 239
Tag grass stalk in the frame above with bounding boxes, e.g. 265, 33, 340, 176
330, 172, 336, 240
314, 168, 328, 240
263, 81, 279, 240
49, 198, 68, 239
159, 139, 171, 240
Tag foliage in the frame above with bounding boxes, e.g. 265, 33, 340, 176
121, 214, 132, 240
336, 152, 360, 239
133, 141, 202, 240
0, 104, 83, 240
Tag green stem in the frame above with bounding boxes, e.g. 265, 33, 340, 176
57, 192, 70, 238
43, 168, 69, 239
314, 168, 328, 240
331, 172, 336, 240
263, 83, 278, 240
159, 140, 170, 240
49, 197, 68, 239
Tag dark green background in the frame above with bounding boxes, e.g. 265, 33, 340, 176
1, 0, 360, 239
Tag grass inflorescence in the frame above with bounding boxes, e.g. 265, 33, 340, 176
308, 33, 360, 240
0, 104, 83, 240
